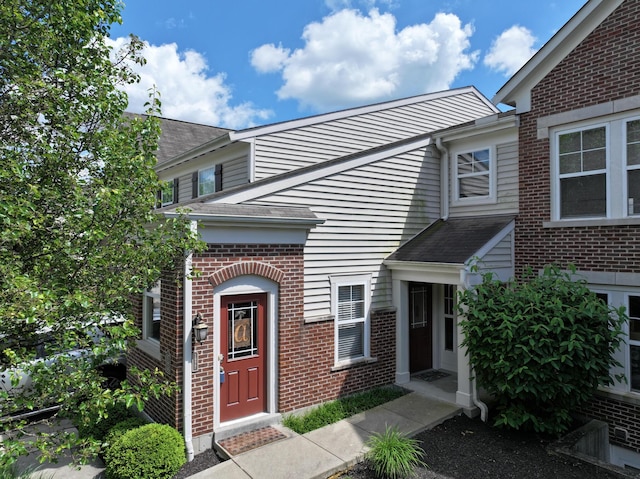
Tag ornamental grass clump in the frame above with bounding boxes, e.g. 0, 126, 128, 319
365, 426, 427, 479
459, 264, 626, 435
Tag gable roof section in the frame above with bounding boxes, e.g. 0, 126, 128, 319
158, 86, 498, 171
155, 117, 230, 165
492, 0, 624, 112
170, 132, 432, 206
385, 215, 515, 265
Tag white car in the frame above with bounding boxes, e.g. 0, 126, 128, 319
0, 320, 126, 420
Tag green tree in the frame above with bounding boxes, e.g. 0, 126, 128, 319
0, 0, 202, 466
459, 265, 626, 435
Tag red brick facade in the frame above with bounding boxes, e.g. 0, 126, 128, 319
516, 0, 640, 454
516, 0, 640, 276
129, 242, 396, 440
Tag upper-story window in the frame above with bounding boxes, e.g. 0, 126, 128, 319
160, 179, 176, 206
626, 119, 640, 216
192, 164, 222, 198
454, 147, 493, 202
552, 113, 640, 221
557, 125, 607, 218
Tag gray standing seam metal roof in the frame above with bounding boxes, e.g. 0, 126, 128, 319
386, 215, 516, 264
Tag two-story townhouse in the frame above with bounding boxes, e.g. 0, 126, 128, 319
129, 87, 503, 455
493, 0, 640, 468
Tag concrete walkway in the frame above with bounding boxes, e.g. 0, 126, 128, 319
10, 392, 460, 479
190, 393, 461, 479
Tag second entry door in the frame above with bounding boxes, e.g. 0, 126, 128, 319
409, 283, 433, 373
220, 293, 267, 422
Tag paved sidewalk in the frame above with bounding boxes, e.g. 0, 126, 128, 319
190, 393, 461, 479
10, 392, 460, 479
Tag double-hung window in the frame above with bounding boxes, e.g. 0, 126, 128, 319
551, 113, 640, 221
331, 275, 371, 365
557, 125, 607, 218
626, 119, 640, 215
143, 281, 161, 342
192, 164, 222, 198
454, 147, 493, 201
160, 179, 175, 206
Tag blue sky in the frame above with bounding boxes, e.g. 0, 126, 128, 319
109, 0, 587, 129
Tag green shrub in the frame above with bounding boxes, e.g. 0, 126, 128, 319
76, 401, 137, 442
104, 423, 185, 479
459, 264, 626, 435
102, 417, 149, 453
365, 427, 426, 479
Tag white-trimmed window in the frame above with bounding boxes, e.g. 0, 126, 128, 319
160, 180, 175, 206
626, 119, 640, 216
454, 147, 493, 201
143, 281, 161, 342
191, 164, 222, 198
588, 287, 640, 394
551, 113, 640, 221
557, 125, 607, 218
331, 275, 371, 365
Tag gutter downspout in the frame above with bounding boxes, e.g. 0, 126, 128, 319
461, 268, 488, 423
434, 137, 449, 221
183, 220, 197, 461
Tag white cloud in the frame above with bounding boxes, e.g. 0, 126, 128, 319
250, 9, 477, 111
251, 44, 291, 73
483, 25, 537, 77
106, 37, 272, 129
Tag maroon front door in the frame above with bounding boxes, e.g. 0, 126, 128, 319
220, 294, 267, 422
409, 283, 433, 373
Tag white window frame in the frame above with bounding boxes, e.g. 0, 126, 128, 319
160, 180, 174, 207
452, 146, 496, 204
624, 117, 640, 216
549, 112, 640, 223
198, 166, 216, 197
138, 281, 161, 359
553, 122, 609, 220
330, 274, 371, 366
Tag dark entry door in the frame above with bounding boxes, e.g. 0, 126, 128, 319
409, 283, 433, 373
220, 293, 267, 422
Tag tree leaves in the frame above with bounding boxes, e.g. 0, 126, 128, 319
459, 264, 626, 435
0, 0, 203, 467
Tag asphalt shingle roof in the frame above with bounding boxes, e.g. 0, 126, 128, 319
387, 215, 516, 264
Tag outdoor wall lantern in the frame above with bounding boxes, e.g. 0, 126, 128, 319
192, 312, 209, 344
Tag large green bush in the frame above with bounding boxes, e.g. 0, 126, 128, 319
104, 423, 186, 479
459, 265, 626, 435
75, 402, 137, 442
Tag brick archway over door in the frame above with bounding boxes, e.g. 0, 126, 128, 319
208, 261, 285, 287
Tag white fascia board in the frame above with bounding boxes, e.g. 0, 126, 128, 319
155, 132, 235, 173
384, 260, 465, 285
492, 0, 623, 110
230, 87, 497, 141
472, 219, 515, 260
208, 136, 433, 204
433, 113, 519, 143
162, 211, 324, 229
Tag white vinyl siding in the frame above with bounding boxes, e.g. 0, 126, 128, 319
244, 145, 440, 318
253, 91, 496, 180
449, 141, 519, 218
478, 233, 514, 272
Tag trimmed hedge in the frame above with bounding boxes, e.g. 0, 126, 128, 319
104, 423, 186, 479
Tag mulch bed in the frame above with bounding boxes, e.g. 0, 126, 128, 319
172, 415, 636, 479
340, 414, 632, 479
